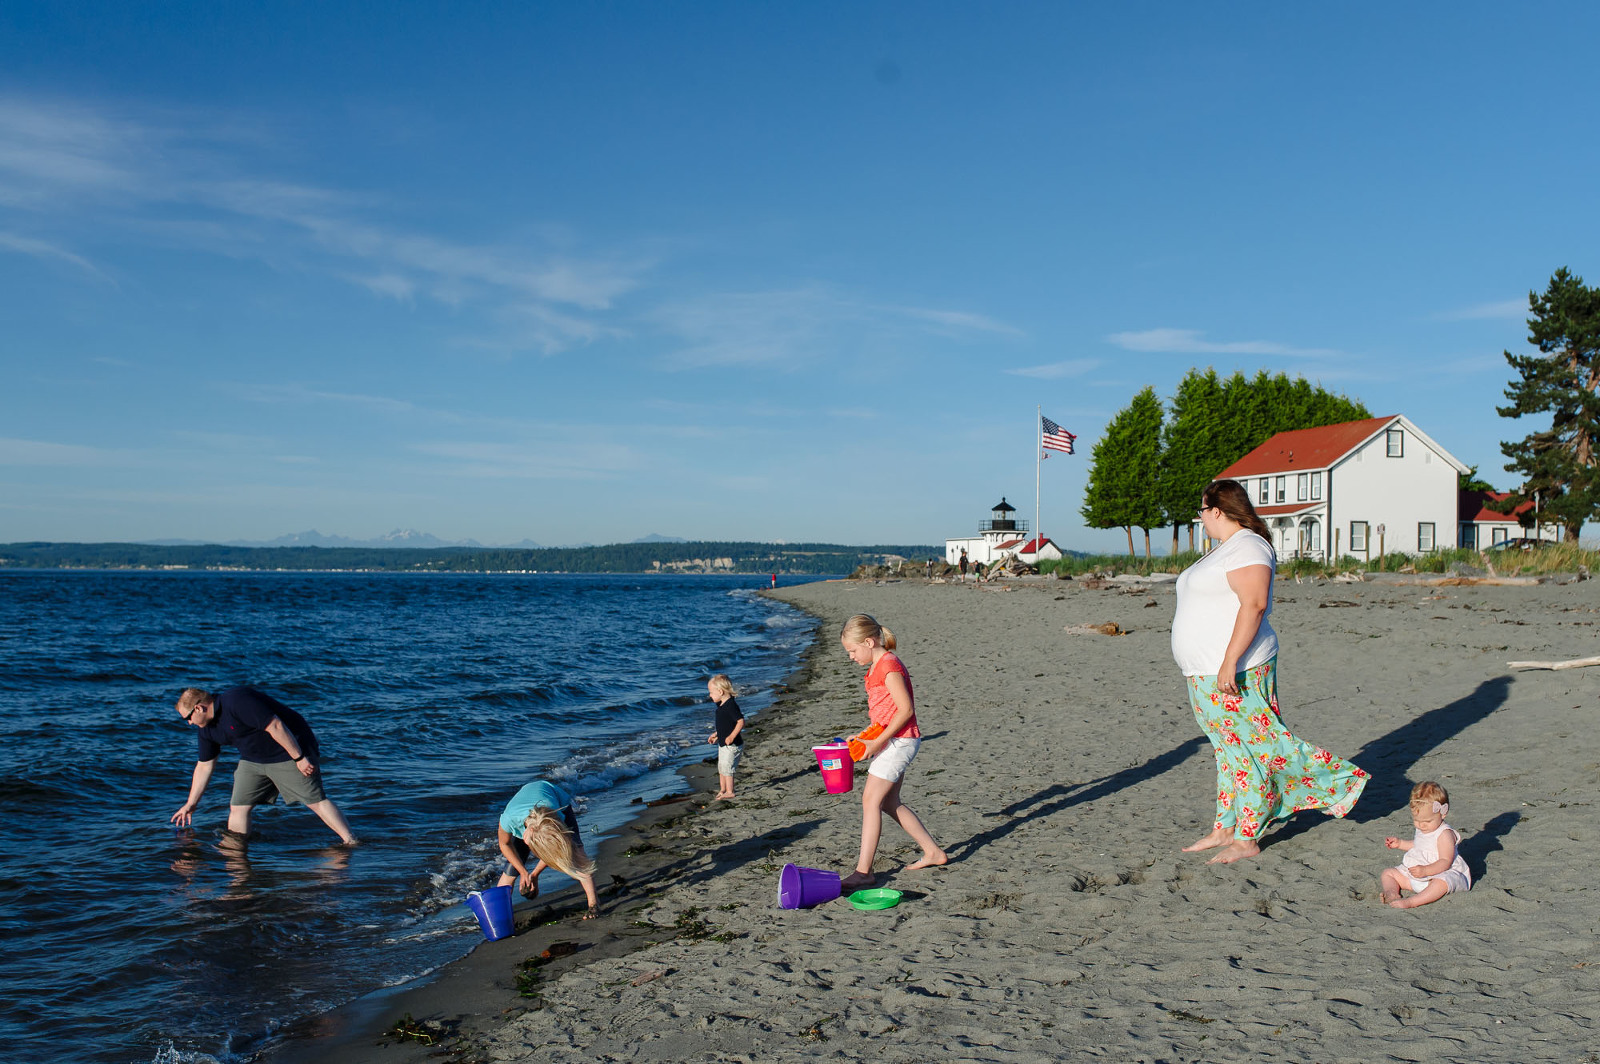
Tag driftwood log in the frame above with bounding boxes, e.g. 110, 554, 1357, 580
1506, 655, 1600, 671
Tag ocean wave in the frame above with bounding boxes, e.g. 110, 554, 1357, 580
148, 1040, 224, 1064
465, 682, 594, 707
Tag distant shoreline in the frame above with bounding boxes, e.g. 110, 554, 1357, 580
0, 540, 943, 576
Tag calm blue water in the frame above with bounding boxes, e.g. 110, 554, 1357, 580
0, 570, 821, 1064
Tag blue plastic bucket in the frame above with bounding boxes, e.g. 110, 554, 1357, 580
464, 884, 516, 941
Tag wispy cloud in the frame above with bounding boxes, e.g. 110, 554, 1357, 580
1433, 299, 1527, 322
0, 95, 646, 352
232, 384, 418, 414
0, 436, 134, 466
654, 287, 1021, 369
881, 304, 1025, 337
1108, 328, 1338, 358
410, 438, 636, 480
1006, 358, 1100, 380
0, 230, 106, 278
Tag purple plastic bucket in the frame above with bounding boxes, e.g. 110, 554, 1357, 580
464, 884, 516, 941
778, 863, 843, 909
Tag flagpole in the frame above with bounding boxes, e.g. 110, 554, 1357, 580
1034, 404, 1042, 564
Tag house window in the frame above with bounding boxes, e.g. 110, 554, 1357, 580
1275, 476, 1286, 503
1258, 478, 1269, 505
1386, 428, 1404, 457
1492, 526, 1508, 545
1297, 473, 1308, 501
1310, 472, 1322, 500
1418, 522, 1436, 552
1350, 521, 1368, 552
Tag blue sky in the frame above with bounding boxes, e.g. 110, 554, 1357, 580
2, 3, 1596, 550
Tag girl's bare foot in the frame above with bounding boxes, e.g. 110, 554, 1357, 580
905, 850, 948, 871
714, 793, 734, 801
1380, 888, 1400, 905
581, 905, 599, 920
1183, 827, 1233, 852
1388, 897, 1413, 909
1206, 839, 1261, 864
840, 870, 876, 891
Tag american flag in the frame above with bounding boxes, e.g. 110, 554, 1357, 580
1041, 415, 1076, 455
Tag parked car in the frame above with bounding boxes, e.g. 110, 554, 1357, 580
1487, 536, 1553, 552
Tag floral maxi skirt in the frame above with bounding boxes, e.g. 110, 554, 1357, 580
1185, 657, 1367, 842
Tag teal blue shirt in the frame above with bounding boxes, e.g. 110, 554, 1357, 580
498, 781, 574, 836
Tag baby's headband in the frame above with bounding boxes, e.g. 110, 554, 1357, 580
1418, 800, 1447, 814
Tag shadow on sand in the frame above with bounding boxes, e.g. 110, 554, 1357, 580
1345, 675, 1514, 823
1458, 809, 1521, 886
1261, 674, 1516, 850
947, 735, 1208, 859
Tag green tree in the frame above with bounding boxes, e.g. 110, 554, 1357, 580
1158, 368, 1228, 554
1081, 386, 1165, 556
1497, 267, 1600, 541
1156, 370, 1369, 553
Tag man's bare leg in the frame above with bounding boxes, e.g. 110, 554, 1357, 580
307, 799, 357, 844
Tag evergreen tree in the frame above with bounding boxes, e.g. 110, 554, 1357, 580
1081, 386, 1165, 556
1157, 369, 1227, 553
1497, 267, 1600, 541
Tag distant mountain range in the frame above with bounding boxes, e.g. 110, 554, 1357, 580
139, 529, 689, 549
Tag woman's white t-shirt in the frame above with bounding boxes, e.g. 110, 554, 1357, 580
1171, 529, 1278, 677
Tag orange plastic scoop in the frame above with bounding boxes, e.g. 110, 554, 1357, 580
847, 722, 886, 762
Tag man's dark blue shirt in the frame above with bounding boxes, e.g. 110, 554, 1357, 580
196, 686, 319, 764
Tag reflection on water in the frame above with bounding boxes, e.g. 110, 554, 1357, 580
0, 571, 818, 1064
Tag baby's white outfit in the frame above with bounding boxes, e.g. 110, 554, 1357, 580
1395, 822, 1471, 894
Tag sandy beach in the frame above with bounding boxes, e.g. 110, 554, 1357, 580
287, 573, 1600, 1064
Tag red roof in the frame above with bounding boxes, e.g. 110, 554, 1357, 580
1460, 489, 1533, 523
994, 538, 1025, 550
1017, 536, 1057, 553
1255, 502, 1322, 517
1220, 417, 1397, 478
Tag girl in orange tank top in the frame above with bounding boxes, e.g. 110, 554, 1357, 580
838, 614, 947, 892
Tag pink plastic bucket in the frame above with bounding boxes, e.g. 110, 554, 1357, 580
812, 743, 854, 794
778, 863, 843, 909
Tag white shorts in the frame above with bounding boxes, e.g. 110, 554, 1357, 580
717, 744, 743, 776
868, 736, 921, 782
1394, 865, 1471, 894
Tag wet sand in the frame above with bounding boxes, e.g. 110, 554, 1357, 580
281, 574, 1600, 1063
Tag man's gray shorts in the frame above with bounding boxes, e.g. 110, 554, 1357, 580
231, 759, 328, 807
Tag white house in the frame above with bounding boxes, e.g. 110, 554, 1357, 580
1458, 489, 1560, 548
1218, 415, 1469, 561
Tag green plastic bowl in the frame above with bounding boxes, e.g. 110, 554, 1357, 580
848, 888, 903, 911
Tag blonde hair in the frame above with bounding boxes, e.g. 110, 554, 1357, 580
708, 674, 734, 701
1409, 781, 1449, 810
176, 688, 212, 713
840, 614, 896, 651
522, 807, 595, 879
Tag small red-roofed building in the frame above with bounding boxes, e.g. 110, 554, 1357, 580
1016, 536, 1064, 562
1218, 415, 1470, 561
1457, 489, 1559, 549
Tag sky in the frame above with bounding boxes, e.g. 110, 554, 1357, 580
2, 3, 1597, 550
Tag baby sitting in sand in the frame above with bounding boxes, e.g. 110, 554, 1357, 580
1381, 781, 1471, 909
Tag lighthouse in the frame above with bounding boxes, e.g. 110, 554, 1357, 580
945, 497, 1063, 566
